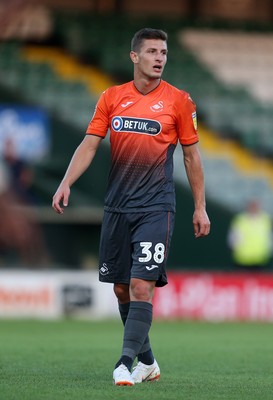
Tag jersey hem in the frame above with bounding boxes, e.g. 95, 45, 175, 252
85, 132, 106, 138
103, 206, 176, 213
180, 139, 199, 146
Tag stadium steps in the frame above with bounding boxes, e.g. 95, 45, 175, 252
176, 131, 273, 215
179, 29, 273, 157
21, 46, 113, 96
200, 127, 273, 183
196, 127, 273, 214
20, 45, 114, 130
0, 43, 114, 130
0, 42, 111, 205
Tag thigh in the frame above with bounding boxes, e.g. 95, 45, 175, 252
130, 211, 175, 287
98, 212, 132, 284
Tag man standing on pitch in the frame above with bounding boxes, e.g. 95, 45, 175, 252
52, 28, 210, 386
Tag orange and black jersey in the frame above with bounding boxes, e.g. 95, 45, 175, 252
86, 80, 198, 213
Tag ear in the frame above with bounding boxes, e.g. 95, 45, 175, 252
130, 51, 138, 64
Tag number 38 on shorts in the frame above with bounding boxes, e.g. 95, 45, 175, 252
138, 242, 165, 264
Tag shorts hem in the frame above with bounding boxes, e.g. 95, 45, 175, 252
131, 274, 168, 288
99, 276, 129, 285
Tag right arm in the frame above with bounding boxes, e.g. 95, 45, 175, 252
52, 135, 102, 214
182, 143, 210, 238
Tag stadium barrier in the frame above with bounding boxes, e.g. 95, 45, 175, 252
0, 270, 118, 319
154, 272, 273, 321
0, 270, 273, 321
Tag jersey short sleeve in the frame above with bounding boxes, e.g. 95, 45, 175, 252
86, 90, 110, 138
175, 91, 199, 145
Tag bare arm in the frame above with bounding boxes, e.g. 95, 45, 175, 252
52, 135, 102, 214
182, 143, 210, 238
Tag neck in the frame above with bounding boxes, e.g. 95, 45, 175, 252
133, 77, 161, 95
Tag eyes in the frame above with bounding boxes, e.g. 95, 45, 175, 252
147, 49, 167, 55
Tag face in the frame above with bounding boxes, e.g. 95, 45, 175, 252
131, 39, 168, 80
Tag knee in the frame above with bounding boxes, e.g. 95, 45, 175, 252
130, 278, 155, 303
113, 283, 130, 303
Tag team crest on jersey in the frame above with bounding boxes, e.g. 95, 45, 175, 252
111, 116, 162, 135
150, 101, 164, 112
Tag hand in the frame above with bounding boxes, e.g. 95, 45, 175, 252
52, 183, 70, 214
193, 208, 210, 238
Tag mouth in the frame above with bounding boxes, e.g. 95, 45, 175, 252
153, 65, 162, 72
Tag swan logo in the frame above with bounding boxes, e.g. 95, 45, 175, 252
99, 263, 109, 276
150, 101, 164, 112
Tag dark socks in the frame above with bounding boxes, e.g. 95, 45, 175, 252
115, 355, 133, 371
116, 301, 153, 371
138, 349, 154, 365
118, 302, 130, 326
118, 301, 154, 366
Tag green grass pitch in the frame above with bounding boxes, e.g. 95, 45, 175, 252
1, 319, 273, 400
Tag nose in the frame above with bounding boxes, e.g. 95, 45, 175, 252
155, 52, 164, 62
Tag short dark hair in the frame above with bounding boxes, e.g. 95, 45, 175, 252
131, 28, 168, 52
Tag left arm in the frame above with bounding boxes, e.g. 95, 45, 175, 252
182, 143, 211, 238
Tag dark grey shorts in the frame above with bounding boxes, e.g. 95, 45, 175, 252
98, 211, 175, 287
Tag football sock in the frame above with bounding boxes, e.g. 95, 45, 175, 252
137, 349, 154, 365
118, 302, 130, 325
118, 301, 154, 364
115, 355, 134, 372
115, 303, 135, 372
120, 301, 153, 366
